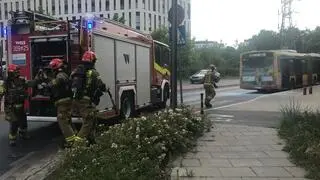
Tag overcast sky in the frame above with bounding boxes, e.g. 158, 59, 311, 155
191, 0, 320, 46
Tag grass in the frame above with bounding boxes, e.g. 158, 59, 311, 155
279, 98, 320, 179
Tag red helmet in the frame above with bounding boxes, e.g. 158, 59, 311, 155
8, 64, 20, 73
82, 50, 97, 63
49, 58, 63, 70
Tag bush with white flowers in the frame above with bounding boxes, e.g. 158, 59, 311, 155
47, 105, 211, 180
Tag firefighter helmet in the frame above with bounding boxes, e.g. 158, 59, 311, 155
8, 64, 20, 73
210, 64, 216, 70
82, 50, 97, 63
49, 58, 64, 70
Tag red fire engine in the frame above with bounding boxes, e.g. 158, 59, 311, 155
6, 11, 171, 121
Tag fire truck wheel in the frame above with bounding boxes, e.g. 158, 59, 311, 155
120, 92, 135, 119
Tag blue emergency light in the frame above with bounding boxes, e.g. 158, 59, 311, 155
3, 27, 7, 36
87, 20, 93, 30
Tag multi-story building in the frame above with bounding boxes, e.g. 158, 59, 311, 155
0, 0, 191, 58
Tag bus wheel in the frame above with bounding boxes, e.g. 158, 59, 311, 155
120, 92, 135, 120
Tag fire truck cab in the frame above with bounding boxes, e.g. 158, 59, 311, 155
6, 11, 171, 122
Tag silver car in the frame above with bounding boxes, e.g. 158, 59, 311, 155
189, 69, 210, 84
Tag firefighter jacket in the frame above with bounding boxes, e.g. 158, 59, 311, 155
48, 70, 72, 104
70, 66, 106, 104
0, 76, 28, 107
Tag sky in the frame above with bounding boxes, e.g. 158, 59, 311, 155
191, 0, 320, 46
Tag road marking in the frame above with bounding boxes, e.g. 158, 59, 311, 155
209, 114, 234, 122
194, 93, 271, 114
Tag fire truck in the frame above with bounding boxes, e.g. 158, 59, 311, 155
5, 11, 171, 122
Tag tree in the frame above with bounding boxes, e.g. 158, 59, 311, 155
112, 14, 125, 24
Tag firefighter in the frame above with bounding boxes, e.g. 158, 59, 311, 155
47, 58, 80, 147
0, 64, 30, 146
70, 50, 106, 146
203, 64, 219, 108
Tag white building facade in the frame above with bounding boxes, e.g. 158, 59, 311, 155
0, 0, 191, 39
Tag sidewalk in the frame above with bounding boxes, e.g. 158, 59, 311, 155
170, 124, 308, 180
180, 78, 239, 91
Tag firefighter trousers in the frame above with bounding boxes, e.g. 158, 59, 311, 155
72, 98, 96, 140
56, 98, 75, 142
6, 106, 28, 136
203, 83, 216, 105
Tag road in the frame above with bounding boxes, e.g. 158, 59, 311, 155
0, 83, 275, 176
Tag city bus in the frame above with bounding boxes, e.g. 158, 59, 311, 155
240, 50, 320, 91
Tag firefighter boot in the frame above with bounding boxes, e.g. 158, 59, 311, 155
18, 128, 31, 140
8, 134, 17, 147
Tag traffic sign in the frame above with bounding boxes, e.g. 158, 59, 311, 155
168, 4, 185, 26
169, 25, 187, 46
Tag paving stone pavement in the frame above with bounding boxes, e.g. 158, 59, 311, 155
170, 124, 309, 180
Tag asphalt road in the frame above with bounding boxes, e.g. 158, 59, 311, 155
0, 85, 267, 176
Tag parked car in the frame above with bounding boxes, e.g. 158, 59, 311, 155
189, 69, 210, 84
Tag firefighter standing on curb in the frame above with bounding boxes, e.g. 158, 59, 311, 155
0, 64, 30, 146
46, 58, 80, 148
70, 50, 106, 146
203, 64, 220, 108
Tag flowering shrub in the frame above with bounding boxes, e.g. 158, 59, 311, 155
47, 105, 211, 180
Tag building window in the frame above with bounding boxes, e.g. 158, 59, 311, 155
129, 12, 132, 27
92, 0, 95, 12
144, 13, 146, 30
15, 2, 19, 11
46, 0, 49, 13
99, 0, 101, 11
129, 0, 131, 9
0, 5, 2, 20
59, 0, 61, 15
85, 1, 88, 12
148, 13, 151, 31
153, 0, 156, 11
107, 14, 110, 18
100, 14, 103, 17
77, 0, 81, 13
65, 0, 68, 14
136, 0, 138, 9
136, 12, 140, 30
71, 0, 74, 13
158, 0, 160, 12
4, 3, 8, 20
120, 0, 124, 10
52, 0, 56, 15
148, 0, 150, 10
154, 14, 156, 30
142, 0, 146, 9
187, 3, 190, 19
163, 0, 165, 13
105, 0, 109, 11
22, 2, 25, 10
27, 0, 31, 10
114, 0, 116, 10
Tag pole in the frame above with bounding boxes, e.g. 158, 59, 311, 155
200, 93, 204, 115
178, 51, 183, 104
170, 0, 178, 108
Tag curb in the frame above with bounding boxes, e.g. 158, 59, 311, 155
0, 143, 61, 180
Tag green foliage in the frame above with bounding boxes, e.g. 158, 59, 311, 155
112, 14, 125, 24
47, 106, 211, 180
279, 99, 320, 179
